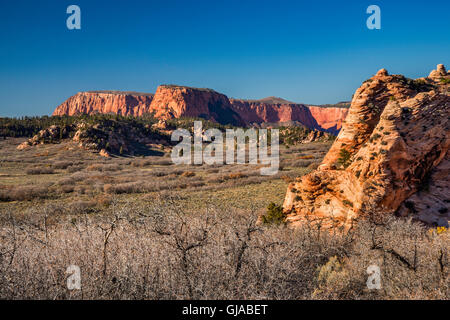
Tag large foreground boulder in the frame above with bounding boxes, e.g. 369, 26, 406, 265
283, 65, 450, 228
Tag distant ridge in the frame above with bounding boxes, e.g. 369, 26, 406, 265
312, 101, 351, 109
54, 89, 349, 133
87, 90, 154, 97
243, 96, 296, 104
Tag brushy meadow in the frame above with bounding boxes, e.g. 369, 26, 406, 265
0, 137, 448, 299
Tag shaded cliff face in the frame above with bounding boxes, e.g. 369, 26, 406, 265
284, 64, 450, 229
307, 106, 349, 134
229, 99, 319, 129
53, 91, 154, 117
229, 98, 348, 133
148, 85, 244, 126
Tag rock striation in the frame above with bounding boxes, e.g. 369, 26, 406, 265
283, 65, 450, 228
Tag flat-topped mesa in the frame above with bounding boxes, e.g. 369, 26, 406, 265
149, 85, 245, 126
52, 87, 349, 132
53, 91, 154, 117
284, 65, 450, 229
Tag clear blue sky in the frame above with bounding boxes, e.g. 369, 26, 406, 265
0, 0, 449, 117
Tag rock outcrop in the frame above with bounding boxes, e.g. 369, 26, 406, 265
283, 65, 450, 229
18, 119, 169, 157
17, 125, 73, 150
53, 91, 154, 117
279, 125, 334, 145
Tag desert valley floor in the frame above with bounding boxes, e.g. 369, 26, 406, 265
0, 137, 326, 217
0, 136, 448, 299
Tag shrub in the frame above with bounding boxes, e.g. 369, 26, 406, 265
337, 148, 351, 169
57, 177, 76, 186
104, 182, 142, 194
0, 185, 49, 202
67, 165, 84, 173
292, 159, 314, 168
307, 162, 320, 170
70, 200, 97, 213
26, 167, 55, 175
181, 171, 195, 178
0, 203, 447, 300
342, 200, 353, 207
297, 155, 315, 160
261, 202, 286, 225
87, 163, 120, 172
52, 161, 73, 170
227, 172, 246, 180
61, 185, 74, 193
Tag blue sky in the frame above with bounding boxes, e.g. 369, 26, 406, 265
0, 0, 449, 117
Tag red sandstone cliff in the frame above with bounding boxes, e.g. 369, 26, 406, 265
53, 89, 348, 132
53, 91, 154, 117
229, 98, 319, 129
228, 97, 348, 134
148, 85, 244, 126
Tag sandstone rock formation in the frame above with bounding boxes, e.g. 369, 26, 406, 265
53, 90, 348, 133
17, 125, 72, 150
283, 65, 450, 229
148, 85, 244, 126
53, 91, 154, 117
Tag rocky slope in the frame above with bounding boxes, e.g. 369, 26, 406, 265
18, 118, 169, 157
53, 91, 154, 117
283, 64, 450, 229
279, 126, 335, 145
53, 90, 348, 132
